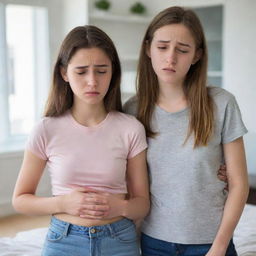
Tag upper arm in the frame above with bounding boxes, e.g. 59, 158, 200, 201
13, 150, 47, 199
126, 150, 149, 199
223, 137, 248, 188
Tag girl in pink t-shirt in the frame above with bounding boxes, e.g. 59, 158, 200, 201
12, 25, 149, 256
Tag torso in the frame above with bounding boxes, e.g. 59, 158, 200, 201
27, 110, 147, 227
123, 87, 247, 244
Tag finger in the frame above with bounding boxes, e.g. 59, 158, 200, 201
83, 197, 108, 205
217, 169, 226, 175
217, 172, 227, 177
219, 165, 226, 170
82, 204, 109, 212
217, 173, 226, 178
218, 177, 228, 182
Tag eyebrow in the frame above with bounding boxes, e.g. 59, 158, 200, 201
157, 40, 191, 48
74, 64, 109, 69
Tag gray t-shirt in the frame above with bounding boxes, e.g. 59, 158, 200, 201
123, 87, 247, 244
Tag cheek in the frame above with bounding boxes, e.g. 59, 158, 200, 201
150, 52, 162, 73
101, 75, 112, 91
183, 63, 193, 73
180, 56, 194, 71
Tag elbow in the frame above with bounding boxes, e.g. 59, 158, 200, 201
12, 197, 20, 213
12, 194, 28, 214
229, 180, 249, 202
12, 195, 22, 213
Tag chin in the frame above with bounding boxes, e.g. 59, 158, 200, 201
160, 78, 178, 85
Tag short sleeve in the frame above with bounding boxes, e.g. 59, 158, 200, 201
127, 120, 147, 159
222, 96, 248, 144
26, 120, 48, 160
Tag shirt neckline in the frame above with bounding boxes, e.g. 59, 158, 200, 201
67, 109, 112, 131
155, 104, 188, 116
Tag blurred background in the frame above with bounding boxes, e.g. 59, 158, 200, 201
0, 0, 255, 233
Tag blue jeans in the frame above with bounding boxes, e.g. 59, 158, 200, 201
41, 216, 140, 256
141, 233, 238, 256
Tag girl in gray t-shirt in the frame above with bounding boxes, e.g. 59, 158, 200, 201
124, 6, 248, 256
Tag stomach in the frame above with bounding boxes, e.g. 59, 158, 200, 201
54, 193, 126, 227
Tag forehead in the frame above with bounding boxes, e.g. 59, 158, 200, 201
69, 47, 111, 65
153, 23, 195, 45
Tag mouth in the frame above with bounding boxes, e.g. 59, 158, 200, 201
85, 91, 100, 95
163, 67, 176, 72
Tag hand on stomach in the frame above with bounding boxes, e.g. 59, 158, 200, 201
54, 187, 127, 227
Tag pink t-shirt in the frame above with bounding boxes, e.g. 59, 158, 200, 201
27, 110, 147, 196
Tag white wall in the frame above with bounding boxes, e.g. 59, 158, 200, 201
223, 0, 256, 175
62, 0, 88, 35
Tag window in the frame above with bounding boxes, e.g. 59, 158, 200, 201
0, 3, 49, 152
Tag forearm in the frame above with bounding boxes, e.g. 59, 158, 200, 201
12, 194, 63, 216
211, 183, 249, 253
121, 196, 150, 221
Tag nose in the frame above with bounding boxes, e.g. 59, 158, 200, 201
166, 48, 177, 65
87, 72, 97, 88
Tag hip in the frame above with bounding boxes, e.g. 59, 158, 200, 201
42, 216, 140, 256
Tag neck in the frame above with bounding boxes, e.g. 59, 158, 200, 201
71, 102, 107, 127
158, 82, 188, 113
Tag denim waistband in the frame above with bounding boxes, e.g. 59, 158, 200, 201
50, 216, 134, 238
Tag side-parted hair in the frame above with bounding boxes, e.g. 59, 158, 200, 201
44, 25, 122, 116
136, 6, 214, 147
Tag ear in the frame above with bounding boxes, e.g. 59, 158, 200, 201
192, 48, 202, 65
60, 66, 68, 82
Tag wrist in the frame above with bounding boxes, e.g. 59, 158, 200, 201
210, 241, 229, 256
55, 195, 65, 214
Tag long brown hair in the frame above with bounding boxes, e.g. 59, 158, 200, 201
44, 25, 122, 116
136, 6, 214, 147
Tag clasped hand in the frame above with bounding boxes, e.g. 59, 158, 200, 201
62, 187, 124, 219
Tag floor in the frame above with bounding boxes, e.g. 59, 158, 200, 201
0, 214, 50, 237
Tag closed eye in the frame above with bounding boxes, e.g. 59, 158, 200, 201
97, 70, 107, 74
177, 49, 188, 53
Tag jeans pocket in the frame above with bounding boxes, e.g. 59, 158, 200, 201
46, 227, 64, 242
114, 222, 138, 243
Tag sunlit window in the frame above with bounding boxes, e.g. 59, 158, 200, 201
6, 5, 36, 135
0, 3, 49, 151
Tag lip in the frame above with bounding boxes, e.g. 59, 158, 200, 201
163, 67, 176, 72
85, 91, 100, 95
